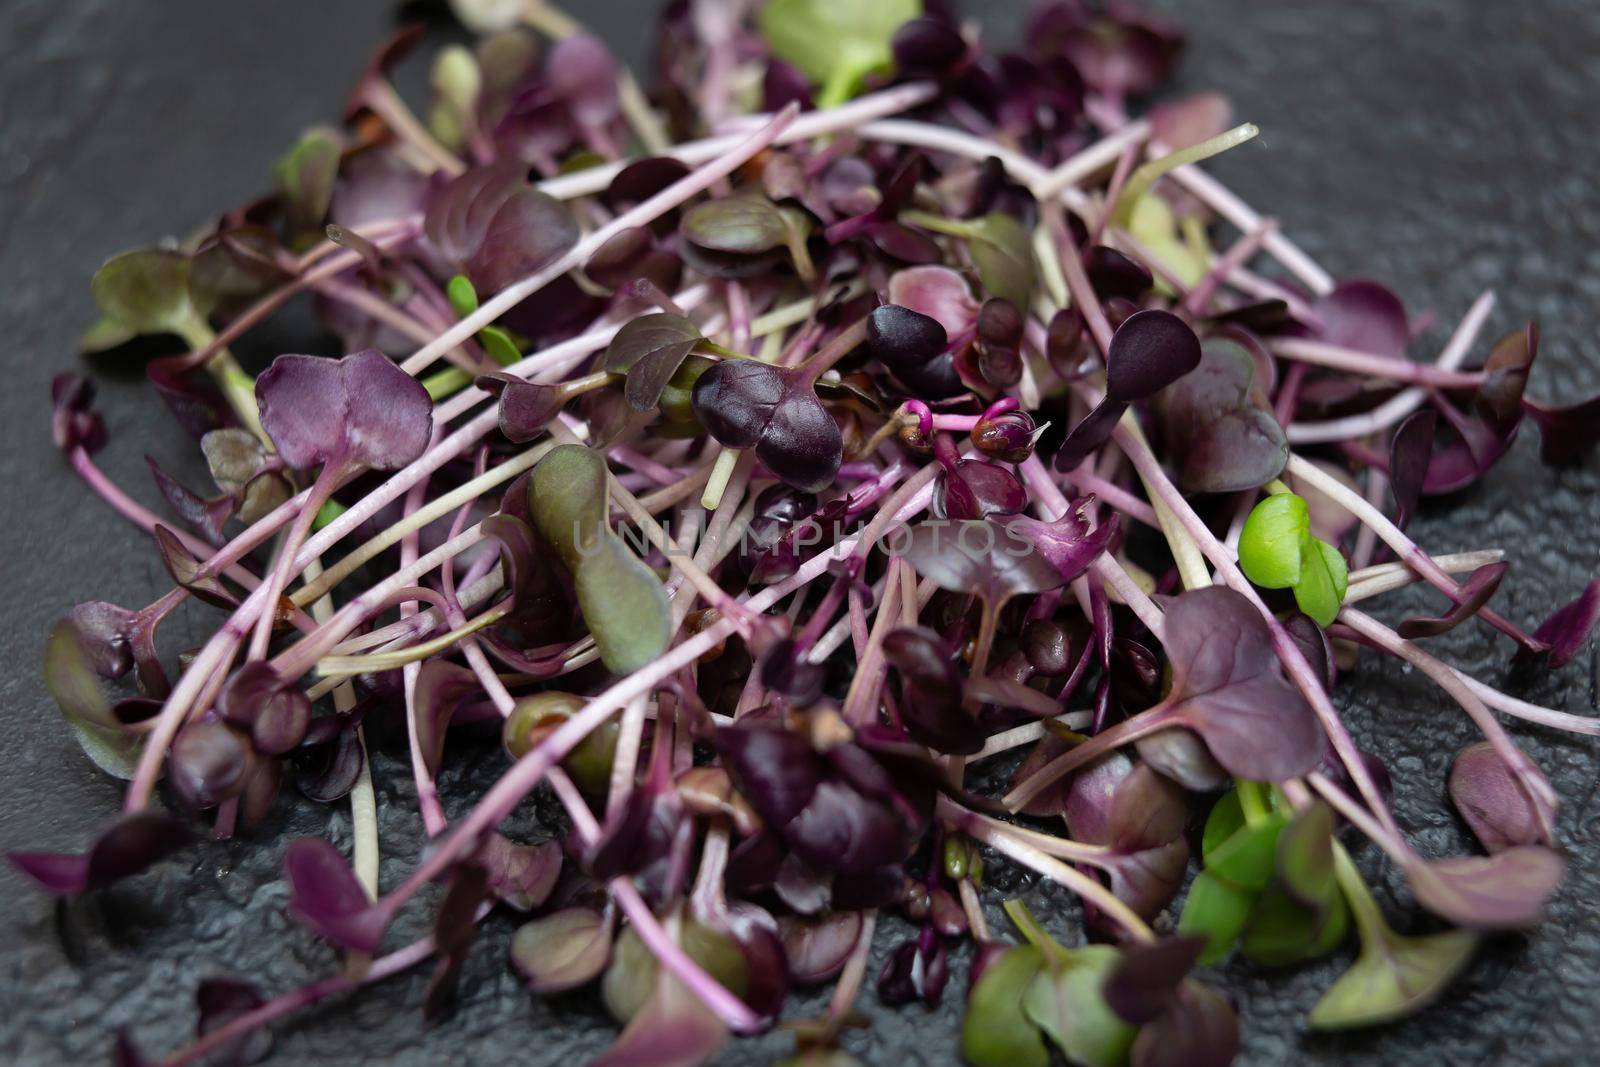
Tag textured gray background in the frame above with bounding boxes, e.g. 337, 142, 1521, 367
2, 1, 1598, 1064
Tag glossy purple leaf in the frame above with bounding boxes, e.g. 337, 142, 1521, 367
605, 313, 706, 412
902, 518, 1071, 608
1061, 751, 1133, 844
1421, 394, 1520, 495
887, 265, 981, 338
237, 678, 310, 757
1103, 937, 1205, 1024
1058, 309, 1202, 469
936, 456, 1028, 521
283, 837, 386, 953
1008, 587, 1323, 810
153, 525, 237, 610
1524, 394, 1600, 465
169, 719, 252, 811
424, 162, 579, 295
718, 725, 923, 875
147, 457, 232, 546
414, 660, 482, 778
7, 812, 189, 897
256, 350, 432, 472
878, 935, 949, 1008
472, 184, 583, 296
1003, 496, 1119, 585
1054, 398, 1128, 472
1086, 245, 1153, 302
1091, 762, 1193, 919
546, 33, 620, 129
1157, 587, 1325, 779
1527, 577, 1600, 669
757, 390, 846, 492
690, 358, 783, 447
1396, 562, 1508, 639
329, 148, 431, 229
1314, 279, 1409, 359
866, 303, 961, 399
478, 833, 561, 911
477, 371, 565, 443
779, 911, 864, 985
1449, 742, 1544, 854
715, 724, 823, 829
1405, 845, 1564, 930
883, 626, 982, 755
1155, 336, 1287, 493
691, 358, 843, 492
1388, 408, 1436, 531
604, 157, 691, 212
1009, 728, 1081, 817
1474, 324, 1537, 433
1135, 727, 1229, 792
1129, 981, 1240, 1067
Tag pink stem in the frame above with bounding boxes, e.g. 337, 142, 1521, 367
1283, 455, 1540, 650
1339, 608, 1559, 834
1287, 291, 1495, 444
158, 926, 447, 1067
1268, 338, 1485, 388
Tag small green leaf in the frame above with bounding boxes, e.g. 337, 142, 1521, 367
1201, 790, 1287, 890
1021, 946, 1138, 1067
961, 945, 1050, 1067
510, 906, 613, 994
1242, 881, 1350, 967
967, 213, 1037, 315
575, 533, 670, 674
1308, 926, 1478, 1030
601, 926, 658, 1023
43, 620, 142, 779
1178, 870, 1255, 965
447, 274, 479, 318
757, 0, 919, 99
90, 249, 198, 335
480, 325, 521, 365
1201, 788, 1247, 858
1293, 537, 1349, 626
681, 195, 790, 256
276, 126, 342, 235
79, 315, 138, 353
429, 44, 481, 150
529, 445, 610, 572
1126, 196, 1209, 289
1238, 493, 1310, 590
1275, 801, 1337, 906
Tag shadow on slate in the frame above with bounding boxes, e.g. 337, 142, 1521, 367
0, 0, 1597, 1064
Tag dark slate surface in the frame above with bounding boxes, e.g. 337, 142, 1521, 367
2, 1, 1598, 1064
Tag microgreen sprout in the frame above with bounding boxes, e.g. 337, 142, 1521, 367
17, 3, 1600, 1065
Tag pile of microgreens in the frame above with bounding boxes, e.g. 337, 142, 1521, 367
19, 0, 1600, 1064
